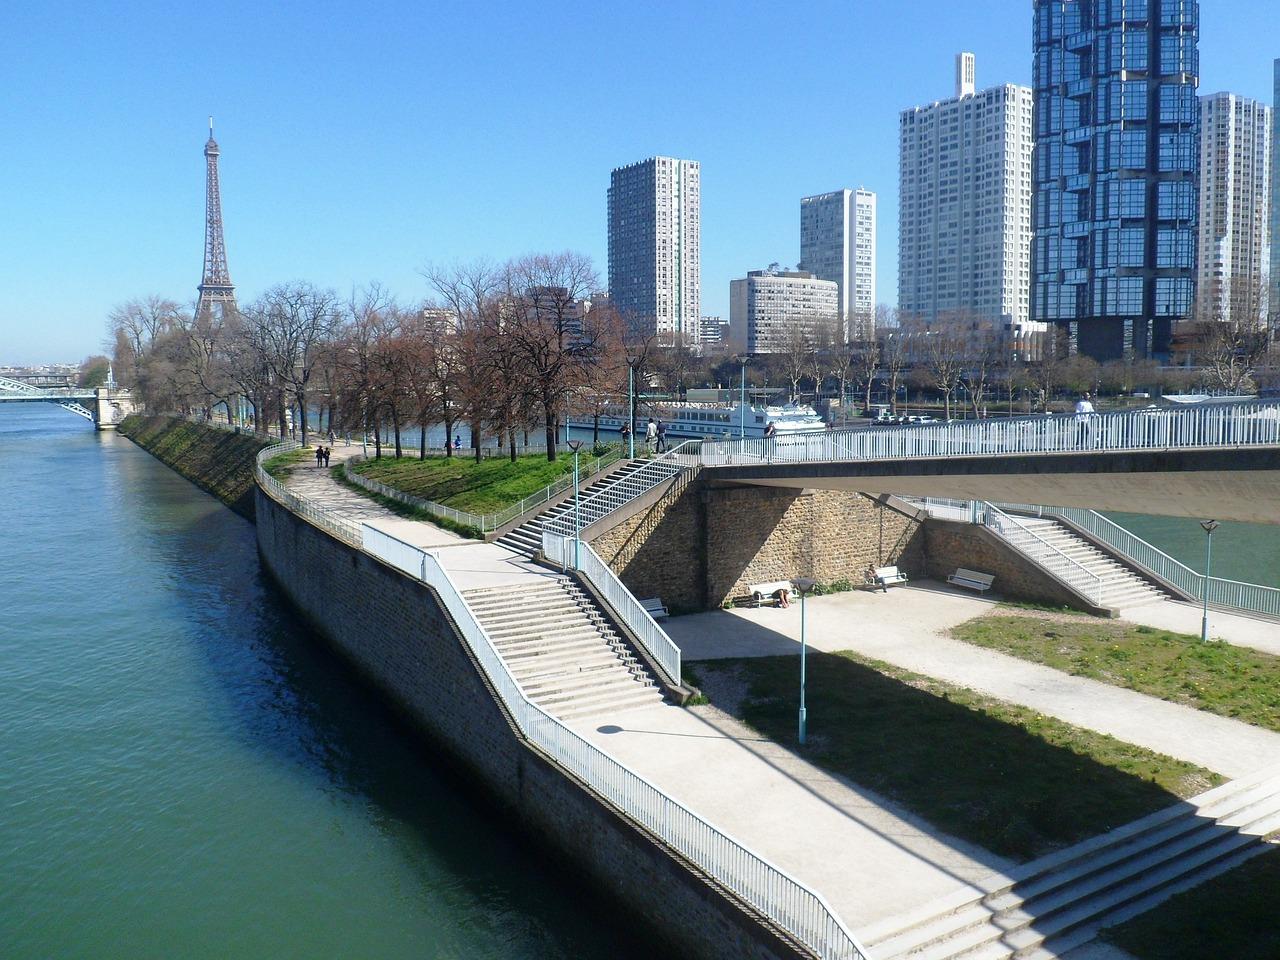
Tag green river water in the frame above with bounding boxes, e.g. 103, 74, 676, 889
0, 404, 647, 959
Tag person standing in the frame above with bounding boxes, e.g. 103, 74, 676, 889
1074, 393, 1096, 445
314, 446, 324, 468
645, 418, 657, 453
655, 420, 667, 453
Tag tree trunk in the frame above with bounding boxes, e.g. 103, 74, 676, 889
444, 414, 454, 458
373, 415, 382, 459
593, 413, 600, 445
472, 419, 482, 464
298, 390, 309, 448
392, 409, 402, 459
508, 428, 517, 463
544, 406, 557, 462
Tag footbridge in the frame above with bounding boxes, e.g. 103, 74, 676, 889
699, 403, 1280, 525
0, 376, 135, 429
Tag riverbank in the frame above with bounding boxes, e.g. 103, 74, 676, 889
118, 415, 271, 519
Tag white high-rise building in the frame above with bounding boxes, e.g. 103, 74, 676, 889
1197, 92, 1272, 327
799, 188, 877, 340
607, 156, 701, 342
1270, 60, 1280, 333
899, 54, 1034, 330
728, 269, 839, 355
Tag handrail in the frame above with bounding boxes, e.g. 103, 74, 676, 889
341, 447, 623, 533
355, 525, 866, 960
699, 402, 1280, 467
255, 441, 364, 547
981, 502, 1105, 605
543, 533, 682, 685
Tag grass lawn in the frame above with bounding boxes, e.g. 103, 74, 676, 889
951, 610, 1280, 732
262, 448, 311, 480
694, 652, 1221, 861
1101, 847, 1280, 960
350, 451, 607, 516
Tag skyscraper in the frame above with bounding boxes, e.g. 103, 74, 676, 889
899, 54, 1034, 334
1197, 92, 1272, 326
1031, 0, 1200, 361
607, 156, 701, 342
728, 269, 839, 355
1271, 59, 1280, 335
799, 188, 877, 340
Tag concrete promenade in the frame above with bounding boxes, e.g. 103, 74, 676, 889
665, 584, 1280, 780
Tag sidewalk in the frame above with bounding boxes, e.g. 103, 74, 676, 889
665, 583, 1280, 779
1118, 597, 1280, 657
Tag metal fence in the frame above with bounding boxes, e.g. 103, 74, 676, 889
255, 442, 363, 547
357, 525, 866, 960
700, 402, 1280, 467
980, 502, 1104, 605
341, 448, 623, 534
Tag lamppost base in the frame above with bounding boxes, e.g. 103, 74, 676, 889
798, 706, 807, 745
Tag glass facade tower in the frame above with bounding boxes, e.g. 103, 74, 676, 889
1032, 0, 1200, 360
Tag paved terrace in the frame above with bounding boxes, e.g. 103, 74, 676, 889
281, 454, 1276, 954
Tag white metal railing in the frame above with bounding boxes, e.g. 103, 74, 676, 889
543, 533, 682, 685
980, 502, 1105, 605
699, 402, 1280, 467
341, 447, 623, 534
356, 524, 866, 960
995, 502, 1280, 619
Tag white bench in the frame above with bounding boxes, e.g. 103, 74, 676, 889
870, 565, 908, 592
748, 580, 794, 607
948, 568, 995, 594
640, 597, 670, 620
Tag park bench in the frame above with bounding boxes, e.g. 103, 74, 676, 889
947, 568, 995, 594
640, 597, 670, 620
748, 580, 794, 607
870, 565, 909, 592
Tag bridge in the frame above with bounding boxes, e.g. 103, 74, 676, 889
698, 402, 1280, 525
0, 375, 136, 429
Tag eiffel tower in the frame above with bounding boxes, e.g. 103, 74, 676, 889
196, 118, 237, 319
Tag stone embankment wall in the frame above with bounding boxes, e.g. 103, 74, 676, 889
118, 415, 270, 520
254, 488, 812, 960
591, 475, 926, 609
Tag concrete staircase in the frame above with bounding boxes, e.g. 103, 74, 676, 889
463, 577, 665, 721
861, 766, 1280, 960
495, 460, 650, 557
1005, 516, 1165, 610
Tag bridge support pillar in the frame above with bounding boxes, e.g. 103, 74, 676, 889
92, 388, 135, 430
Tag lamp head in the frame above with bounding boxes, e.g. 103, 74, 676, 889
792, 577, 818, 596
567, 439, 584, 453
1200, 519, 1220, 534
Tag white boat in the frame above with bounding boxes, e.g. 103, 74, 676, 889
567, 401, 827, 439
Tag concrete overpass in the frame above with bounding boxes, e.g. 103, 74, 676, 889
699, 403, 1280, 525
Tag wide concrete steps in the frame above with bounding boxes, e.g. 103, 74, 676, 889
862, 766, 1280, 960
1004, 518, 1164, 610
494, 461, 648, 557
464, 577, 664, 721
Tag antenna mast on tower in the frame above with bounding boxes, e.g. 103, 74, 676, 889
196, 117, 237, 318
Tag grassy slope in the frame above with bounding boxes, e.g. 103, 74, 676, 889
351, 452, 583, 515
118, 414, 272, 519
1101, 847, 1280, 959
951, 611, 1280, 732
694, 652, 1221, 861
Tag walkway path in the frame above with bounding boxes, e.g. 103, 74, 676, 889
1117, 596, 1280, 657
665, 583, 1280, 779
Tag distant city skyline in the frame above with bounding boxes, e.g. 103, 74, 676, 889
1, 0, 1275, 363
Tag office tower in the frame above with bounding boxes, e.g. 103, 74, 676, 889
1197, 92, 1272, 326
699, 315, 730, 345
799, 188, 877, 340
727, 269, 839, 355
1271, 59, 1280, 334
607, 156, 701, 342
899, 54, 1034, 335
1032, 0, 1200, 361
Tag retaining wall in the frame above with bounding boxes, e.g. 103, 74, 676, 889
254, 487, 812, 960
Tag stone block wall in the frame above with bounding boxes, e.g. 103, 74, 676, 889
255, 488, 812, 960
590, 475, 926, 610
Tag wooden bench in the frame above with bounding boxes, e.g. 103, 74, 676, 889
640, 597, 670, 620
948, 568, 995, 594
870, 565, 909, 592
748, 580, 794, 607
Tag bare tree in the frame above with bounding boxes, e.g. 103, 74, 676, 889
249, 282, 340, 446
778, 325, 814, 401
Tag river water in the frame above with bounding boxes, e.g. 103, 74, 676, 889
0, 404, 646, 960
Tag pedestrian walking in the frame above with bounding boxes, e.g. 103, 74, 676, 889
645, 417, 657, 453
620, 420, 631, 445
655, 420, 667, 453
1074, 393, 1096, 445
453, 434, 462, 451
322, 446, 331, 467
314, 446, 324, 468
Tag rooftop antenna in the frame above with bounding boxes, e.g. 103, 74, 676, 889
209, 116, 214, 136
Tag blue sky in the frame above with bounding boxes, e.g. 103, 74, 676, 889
1, 1, 1275, 364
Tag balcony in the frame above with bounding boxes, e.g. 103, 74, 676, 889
1065, 30, 1094, 51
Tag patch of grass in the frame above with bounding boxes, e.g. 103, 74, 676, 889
681, 664, 709, 705
263, 448, 311, 480
995, 599, 1083, 615
695, 652, 1221, 861
351, 450, 612, 516
330, 467, 483, 539
1101, 848, 1280, 959
951, 613, 1280, 732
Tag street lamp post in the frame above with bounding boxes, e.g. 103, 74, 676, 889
627, 364, 636, 459
792, 577, 818, 745
1199, 519, 1219, 642
739, 357, 748, 439
568, 439, 584, 570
